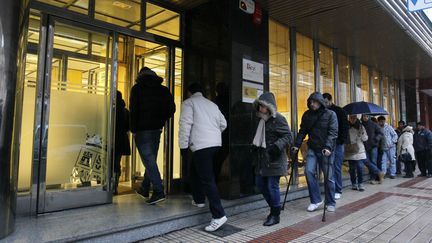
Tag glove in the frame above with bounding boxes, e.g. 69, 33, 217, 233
180, 149, 189, 159
291, 146, 299, 153
267, 145, 280, 159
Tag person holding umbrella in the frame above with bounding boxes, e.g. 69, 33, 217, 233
292, 92, 338, 213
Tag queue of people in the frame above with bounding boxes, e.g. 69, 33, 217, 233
113, 66, 431, 232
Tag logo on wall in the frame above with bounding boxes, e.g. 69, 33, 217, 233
71, 134, 105, 186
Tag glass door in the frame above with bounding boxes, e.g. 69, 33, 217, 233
35, 17, 114, 213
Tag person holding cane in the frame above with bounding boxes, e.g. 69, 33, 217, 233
292, 92, 338, 215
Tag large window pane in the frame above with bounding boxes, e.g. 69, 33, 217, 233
338, 54, 350, 106
95, 0, 141, 31
383, 76, 389, 113
269, 20, 291, 122
146, 2, 180, 40
372, 70, 380, 106
319, 44, 334, 96
38, 0, 88, 14
390, 79, 397, 126
296, 33, 314, 188
358, 65, 370, 102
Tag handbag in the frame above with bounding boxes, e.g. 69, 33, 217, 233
345, 143, 360, 154
399, 149, 412, 162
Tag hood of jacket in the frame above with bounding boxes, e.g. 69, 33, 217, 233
136, 67, 163, 87
403, 126, 414, 133
307, 92, 326, 110
253, 92, 277, 118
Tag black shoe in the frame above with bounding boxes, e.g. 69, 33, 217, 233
403, 175, 414, 178
263, 215, 280, 226
135, 188, 150, 198
418, 173, 427, 177
427, 174, 432, 178
390, 176, 396, 179
146, 192, 166, 205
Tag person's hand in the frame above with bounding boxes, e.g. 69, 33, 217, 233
180, 148, 188, 158
322, 149, 331, 157
291, 147, 299, 153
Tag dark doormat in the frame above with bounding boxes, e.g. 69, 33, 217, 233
203, 224, 243, 238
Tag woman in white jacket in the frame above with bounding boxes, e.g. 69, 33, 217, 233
345, 115, 369, 191
397, 126, 416, 178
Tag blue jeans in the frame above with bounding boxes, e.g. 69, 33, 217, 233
366, 147, 381, 179
381, 147, 396, 176
255, 175, 281, 208
348, 160, 365, 185
333, 144, 344, 194
134, 130, 164, 194
305, 150, 336, 207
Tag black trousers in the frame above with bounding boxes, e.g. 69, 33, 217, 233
191, 147, 226, 219
417, 150, 432, 175
404, 160, 416, 176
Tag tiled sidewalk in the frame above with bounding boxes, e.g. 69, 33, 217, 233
142, 176, 432, 243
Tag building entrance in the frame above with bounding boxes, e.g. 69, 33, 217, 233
17, 12, 184, 214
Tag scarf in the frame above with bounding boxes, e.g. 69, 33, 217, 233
253, 112, 270, 148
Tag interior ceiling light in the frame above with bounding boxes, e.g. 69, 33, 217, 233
112, 1, 132, 9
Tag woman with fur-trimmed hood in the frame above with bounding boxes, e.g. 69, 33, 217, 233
252, 92, 293, 227
397, 126, 416, 178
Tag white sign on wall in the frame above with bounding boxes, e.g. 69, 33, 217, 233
242, 81, 263, 103
242, 58, 264, 83
408, 0, 432, 12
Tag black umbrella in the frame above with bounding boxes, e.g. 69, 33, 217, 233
343, 101, 388, 115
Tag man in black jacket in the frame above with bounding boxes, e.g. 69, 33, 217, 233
292, 92, 338, 212
130, 67, 175, 204
361, 115, 385, 184
323, 93, 349, 200
414, 122, 432, 177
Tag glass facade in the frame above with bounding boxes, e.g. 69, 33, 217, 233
95, 0, 141, 30
296, 33, 314, 129
383, 76, 389, 113
38, 0, 88, 14
269, 20, 291, 122
146, 2, 180, 40
338, 54, 350, 106
372, 70, 380, 106
359, 65, 370, 102
319, 44, 334, 96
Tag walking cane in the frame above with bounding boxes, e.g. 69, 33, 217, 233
282, 149, 297, 210
322, 151, 331, 222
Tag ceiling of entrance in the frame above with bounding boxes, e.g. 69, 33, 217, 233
166, 0, 209, 9
257, 0, 432, 80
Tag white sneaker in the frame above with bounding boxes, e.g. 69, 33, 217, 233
307, 201, 323, 212
204, 216, 227, 232
335, 193, 341, 200
326, 205, 336, 212
192, 200, 205, 208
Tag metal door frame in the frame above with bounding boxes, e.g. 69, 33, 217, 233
31, 14, 117, 214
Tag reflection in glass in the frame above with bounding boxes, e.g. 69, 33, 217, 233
38, 0, 89, 14
95, 0, 141, 31
319, 44, 334, 96
390, 80, 397, 125
269, 20, 291, 123
338, 54, 350, 106
393, 81, 399, 126
146, 2, 180, 40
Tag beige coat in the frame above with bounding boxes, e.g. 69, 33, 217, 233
397, 126, 416, 161
344, 124, 368, 161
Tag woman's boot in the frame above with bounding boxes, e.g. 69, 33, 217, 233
264, 207, 280, 226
